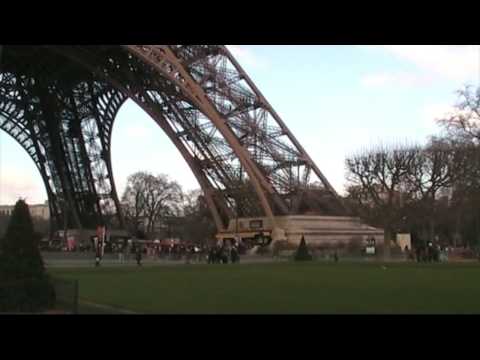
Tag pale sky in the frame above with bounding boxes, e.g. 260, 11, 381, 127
1, 45, 479, 205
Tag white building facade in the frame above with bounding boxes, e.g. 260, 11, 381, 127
0, 201, 50, 220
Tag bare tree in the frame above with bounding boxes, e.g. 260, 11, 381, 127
181, 189, 204, 217
404, 138, 457, 243
441, 141, 480, 248
143, 175, 183, 235
436, 86, 480, 248
121, 172, 183, 236
437, 86, 480, 145
180, 189, 216, 245
345, 144, 417, 255
346, 86, 480, 251
121, 172, 150, 235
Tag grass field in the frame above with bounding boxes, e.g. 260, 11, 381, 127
49, 262, 480, 314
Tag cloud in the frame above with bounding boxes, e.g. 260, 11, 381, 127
420, 103, 466, 134
362, 45, 480, 83
422, 103, 456, 123
361, 71, 435, 88
123, 125, 152, 140
422, 100, 480, 120
0, 169, 46, 205
226, 45, 269, 69
114, 100, 155, 140
422, 100, 480, 133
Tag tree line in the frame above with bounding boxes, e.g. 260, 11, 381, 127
0, 213, 50, 241
345, 86, 480, 251
3, 87, 478, 251
120, 172, 215, 245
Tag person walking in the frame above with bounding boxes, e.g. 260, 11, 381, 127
118, 242, 124, 264
125, 239, 132, 263
208, 247, 215, 264
230, 246, 239, 264
94, 236, 102, 267
220, 246, 229, 264
136, 246, 143, 266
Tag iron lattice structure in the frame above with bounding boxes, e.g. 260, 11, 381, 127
0, 45, 347, 233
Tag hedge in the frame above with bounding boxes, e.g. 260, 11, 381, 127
0, 277, 56, 313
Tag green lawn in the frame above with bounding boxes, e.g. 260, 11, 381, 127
49, 262, 480, 314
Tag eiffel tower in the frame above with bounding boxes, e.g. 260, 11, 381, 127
0, 45, 382, 246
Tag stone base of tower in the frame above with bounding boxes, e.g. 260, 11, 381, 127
216, 215, 384, 248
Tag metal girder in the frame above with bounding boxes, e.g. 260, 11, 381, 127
124, 45, 278, 222
0, 50, 126, 232
0, 45, 348, 236
0, 78, 61, 231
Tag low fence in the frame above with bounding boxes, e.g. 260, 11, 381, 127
50, 277, 79, 314
0, 277, 56, 313
0, 277, 80, 314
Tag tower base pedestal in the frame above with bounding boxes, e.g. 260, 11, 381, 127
217, 215, 384, 248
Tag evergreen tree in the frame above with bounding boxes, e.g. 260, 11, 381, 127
294, 235, 313, 261
0, 199, 45, 281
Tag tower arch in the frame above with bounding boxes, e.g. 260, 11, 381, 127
0, 45, 348, 237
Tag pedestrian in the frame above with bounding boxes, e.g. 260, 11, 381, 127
136, 246, 142, 266
220, 246, 228, 264
213, 246, 220, 264
125, 239, 132, 262
333, 251, 339, 263
185, 246, 193, 265
207, 247, 212, 264
94, 236, 102, 267
415, 246, 421, 262
208, 247, 216, 264
231, 246, 239, 263
407, 246, 415, 261
118, 242, 124, 264
427, 241, 434, 262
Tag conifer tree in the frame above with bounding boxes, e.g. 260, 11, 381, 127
0, 199, 45, 281
294, 235, 313, 261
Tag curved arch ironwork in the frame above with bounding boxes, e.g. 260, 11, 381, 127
0, 45, 347, 235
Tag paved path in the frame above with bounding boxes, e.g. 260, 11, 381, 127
78, 300, 138, 314
44, 255, 290, 268
44, 252, 478, 268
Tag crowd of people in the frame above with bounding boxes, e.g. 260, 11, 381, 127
114, 241, 207, 262
46, 231, 480, 267
92, 239, 244, 266
410, 242, 450, 263
207, 244, 240, 264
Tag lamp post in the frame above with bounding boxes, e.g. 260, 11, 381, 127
235, 200, 239, 246
0, 46, 2, 209
59, 198, 68, 249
